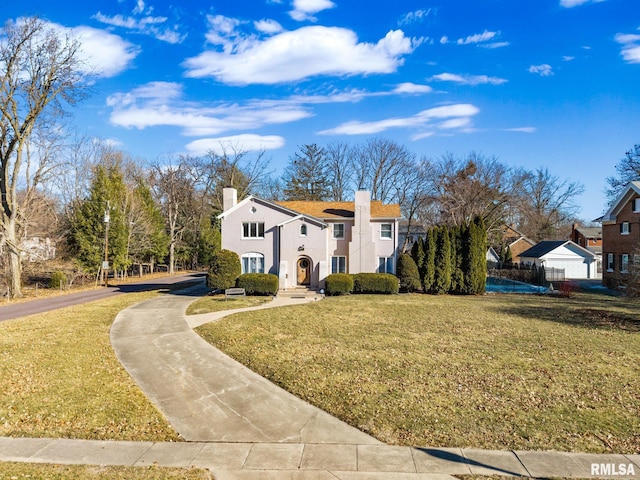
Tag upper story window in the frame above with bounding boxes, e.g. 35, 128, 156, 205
621, 222, 631, 235
333, 223, 345, 239
243, 222, 265, 239
633, 198, 640, 213
300, 224, 307, 236
380, 223, 392, 239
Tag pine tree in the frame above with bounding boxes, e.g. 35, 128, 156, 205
283, 144, 331, 200
411, 237, 425, 290
450, 225, 464, 293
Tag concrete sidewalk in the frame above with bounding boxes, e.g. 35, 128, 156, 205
110, 285, 377, 444
1, 437, 638, 479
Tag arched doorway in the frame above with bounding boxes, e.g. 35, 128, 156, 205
296, 257, 311, 286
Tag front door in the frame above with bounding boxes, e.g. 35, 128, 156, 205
297, 258, 311, 286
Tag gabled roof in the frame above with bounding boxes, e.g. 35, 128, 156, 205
217, 195, 326, 225
520, 240, 596, 259
275, 200, 401, 220
602, 181, 640, 222
575, 226, 602, 238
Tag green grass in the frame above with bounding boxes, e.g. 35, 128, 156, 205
185, 294, 271, 315
196, 292, 640, 453
0, 292, 180, 441
0, 463, 212, 480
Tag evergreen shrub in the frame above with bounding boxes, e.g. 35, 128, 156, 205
325, 273, 353, 296
49, 271, 67, 289
396, 254, 421, 292
207, 249, 241, 290
352, 273, 399, 294
237, 273, 279, 295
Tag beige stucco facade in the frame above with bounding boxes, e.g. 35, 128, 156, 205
218, 189, 401, 290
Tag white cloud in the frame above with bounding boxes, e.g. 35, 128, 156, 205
505, 127, 536, 133
529, 64, 554, 76
430, 72, 507, 85
563, 55, 575, 61
185, 134, 285, 155
393, 83, 433, 94
254, 19, 284, 34
398, 9, 431, 26
106, 82, 313, 136
615, 32, 640, 64
184, 26, 415, 85
93, 5, 186, 44
457, 30, 498, 45
318, 103, 479, 136
43, 22, 139, 78
289, 0, 336, 22
559, 0, 605, 8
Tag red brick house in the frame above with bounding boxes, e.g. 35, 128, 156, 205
601, 181, 640, 288
570, 224, 602, 277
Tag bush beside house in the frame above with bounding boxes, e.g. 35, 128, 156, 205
396, 254, 421, 292
237, 273, 279, 295
207, 249, 241, 290
325, 273, 354, 295
352, 273, 399, 294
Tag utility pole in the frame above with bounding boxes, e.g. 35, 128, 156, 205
103, 201, 110, 287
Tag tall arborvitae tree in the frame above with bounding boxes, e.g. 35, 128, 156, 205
471, 216, 487, 294
449, 225, 464, 294
423, 228, 436, 293
433, 226, 452, 294
411, 237, 425, 283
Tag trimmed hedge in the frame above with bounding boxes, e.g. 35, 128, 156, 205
396, 253, 421, 292
325, 273, 354, 296
207, 249, 241, 290
351, 273, 399, 294
237, 273, 279, 295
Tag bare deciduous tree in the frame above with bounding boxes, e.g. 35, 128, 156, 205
0, 17, 88, 297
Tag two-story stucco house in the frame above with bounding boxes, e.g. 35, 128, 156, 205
218, 188, 402, 290
601, 181, 640, 288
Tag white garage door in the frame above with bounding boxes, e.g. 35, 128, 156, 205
546, 259, 588, 279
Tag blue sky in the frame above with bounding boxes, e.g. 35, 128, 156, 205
6, 0, 640, 221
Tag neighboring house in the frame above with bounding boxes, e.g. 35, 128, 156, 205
519, 240, 598, 280
486, 246, 500, 269
218, 188, 402, 290
0, 236, 56, 262
570, 224, 602, 277
397, 221, 427, 252
601, 181, 640, 288
498, 224, 536, 264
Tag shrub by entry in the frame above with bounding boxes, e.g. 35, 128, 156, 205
325, 273, 354, 296
237, 273, 279, 295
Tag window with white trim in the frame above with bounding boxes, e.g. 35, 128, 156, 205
621, 222, 630, 235
621, 254, 629, 274
333, 223, 345, 239
331, 256, 346, 274
634, 198, 640, 213
378, 256, 394, 274
607, 253, 614, 272
380, 223, 392, 239
242, 222, 265, 238
242, 253, 265, 274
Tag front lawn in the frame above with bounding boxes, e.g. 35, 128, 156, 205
196, 293, 640, 453
185, 294, 271, 315
0, 463, 212, 480
0, 292, 180, 441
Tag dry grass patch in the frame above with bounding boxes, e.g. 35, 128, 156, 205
0, 463, 212, 479
196, 293, 640, 453
186, 294, 271, 315
0, 292, 179, 441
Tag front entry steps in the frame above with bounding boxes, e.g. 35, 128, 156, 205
278, 287, 324, 300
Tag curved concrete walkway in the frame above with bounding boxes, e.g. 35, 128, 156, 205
110, 285, 379, 445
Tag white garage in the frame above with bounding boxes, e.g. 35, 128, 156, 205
519, 240, 598, 280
